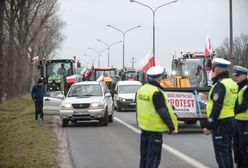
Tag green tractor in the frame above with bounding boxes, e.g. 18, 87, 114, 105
39, 59, 81, 95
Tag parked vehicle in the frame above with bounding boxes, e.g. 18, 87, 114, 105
43, 85, 65, 115
113, 80, 141, 111
60, 81, 114, 127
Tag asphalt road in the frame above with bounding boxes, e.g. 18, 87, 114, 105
65, 110, 218, 168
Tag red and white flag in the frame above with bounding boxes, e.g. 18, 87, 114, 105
32, 56, 39, 63
140, 52, 155, 73
204, 35, 212, 57
80, 68, 87, 77
96, 74, 104, 82
66, 75, 77, 84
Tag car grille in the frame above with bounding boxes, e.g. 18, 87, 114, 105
72, 103, 90, 109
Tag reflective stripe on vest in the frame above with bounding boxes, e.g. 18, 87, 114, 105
136, 84, 178, 132
235, 85, 248, 120
206, 78, 238, 119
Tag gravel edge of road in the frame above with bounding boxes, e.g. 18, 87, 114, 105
50, 115, 73, 168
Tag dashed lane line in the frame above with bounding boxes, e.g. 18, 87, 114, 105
114, 117, 209, 168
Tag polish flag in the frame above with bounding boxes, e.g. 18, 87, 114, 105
66, 75, 77, 84
80, 68, 87, 77
140, 52, 155, 73
89, 65, 94, 76
32, 56, 39, 63
204, 35, 212, 57
96, 74, 104, 82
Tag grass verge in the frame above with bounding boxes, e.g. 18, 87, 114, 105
0, 95, 57, 168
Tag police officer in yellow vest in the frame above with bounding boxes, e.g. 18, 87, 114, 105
203, 58, 238, 168
136, 66, 178, 168
232, 65, 248, 168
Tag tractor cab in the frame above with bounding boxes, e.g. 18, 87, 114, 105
45, 59, 75, 95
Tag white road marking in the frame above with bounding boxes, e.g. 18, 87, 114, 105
114, 117, 209, 168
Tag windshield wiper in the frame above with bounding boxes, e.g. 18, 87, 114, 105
80, 94, 96, 97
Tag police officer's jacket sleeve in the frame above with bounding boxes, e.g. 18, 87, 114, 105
206, 82, 226, 130
153, 91, 175, 130
235, 87, 248, 114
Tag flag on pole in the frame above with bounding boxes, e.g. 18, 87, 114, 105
32, 56, 39, 63
96, 74, 104, 82
204, 35, 212, 57
140, 52, 155, 73
80, 68, 87, 77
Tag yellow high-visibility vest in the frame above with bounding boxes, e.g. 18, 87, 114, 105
206, 78, 238, 119
235, 85, 248, 120
136, 84, 178, 132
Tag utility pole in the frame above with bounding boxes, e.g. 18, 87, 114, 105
130, 57, 136, 70
229, 0, 233, 62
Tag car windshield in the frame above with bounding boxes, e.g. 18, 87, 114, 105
46, 62, 73, 77
68, 84, 102, 97
118, 85, 140, 94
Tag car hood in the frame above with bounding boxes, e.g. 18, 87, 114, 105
118, 93, 135, 99
63, 96, 103, 104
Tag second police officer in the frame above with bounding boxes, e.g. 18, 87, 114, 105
203, 58, 238, 168
232, 65, 248, 168
136, 66, 178, 168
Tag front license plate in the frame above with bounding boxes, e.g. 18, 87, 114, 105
130, 103, 136, 105
74, 110, 87, 114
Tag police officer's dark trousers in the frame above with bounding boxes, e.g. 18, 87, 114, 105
140, 130, 162, 168
35, 100, 43, 120
233, 120, 248, 168
212, 117, 236, 168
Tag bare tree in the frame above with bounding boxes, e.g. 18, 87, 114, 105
0, 0, 5, 102
215, 34, 248, 68
2, 0, 65, 99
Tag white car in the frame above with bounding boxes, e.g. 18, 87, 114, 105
60, 81, 114, 127
113, 80, 141, 111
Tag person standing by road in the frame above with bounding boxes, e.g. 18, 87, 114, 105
136, 66, 178, 168
203, 58, 238, 168
232, 65, 248, 168
31, 78, 45, 120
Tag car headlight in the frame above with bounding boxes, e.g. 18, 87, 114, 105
61, 103, 72, 109
172, 71, 176, 75
55, 80, 61, 83
184, 71, 189, 76
119, 97, 126, 102
90, 102, 104, 109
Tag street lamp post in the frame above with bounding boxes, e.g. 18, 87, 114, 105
97, 39, 122, 67
130, 0, 177, 60
107, 25, 141, 69
88, 47, 107, 67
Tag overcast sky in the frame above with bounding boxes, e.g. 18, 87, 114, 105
58, 0, 248, 72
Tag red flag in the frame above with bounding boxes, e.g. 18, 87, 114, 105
142, 53, 155, 73
204, 36, 212, 57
